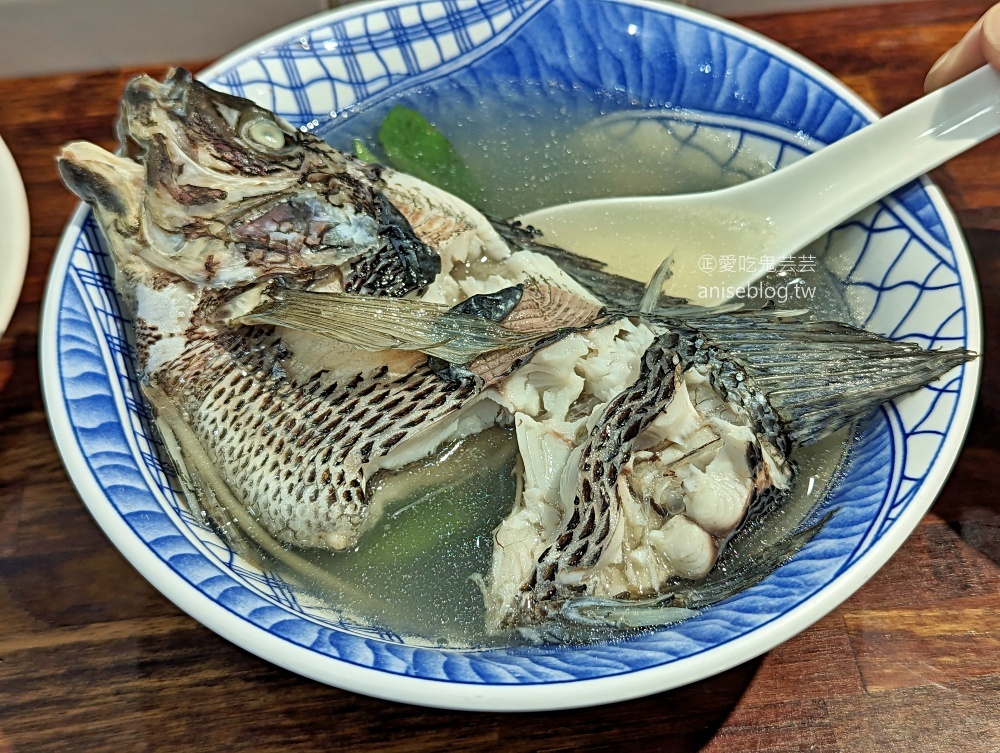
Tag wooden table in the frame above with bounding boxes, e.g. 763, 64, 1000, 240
1, 1, 997, 750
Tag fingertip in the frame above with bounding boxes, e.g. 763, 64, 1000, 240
924, 49, 953, 93
924, 17, 987, 92
980, 4, 1000, 70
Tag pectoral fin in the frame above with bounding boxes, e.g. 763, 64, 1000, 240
238, 286, 540, 364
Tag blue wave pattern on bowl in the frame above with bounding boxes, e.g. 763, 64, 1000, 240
52, 0, 970, 683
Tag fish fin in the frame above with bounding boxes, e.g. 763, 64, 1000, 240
557, 598, 699, 630
548, 509, 834, 637
667, 314, 978, 448
146, 383, 258, 563
426, 285, 526, 380
239, 286, 539, 364
638, 255, 673, 314
449, 284, 524, 321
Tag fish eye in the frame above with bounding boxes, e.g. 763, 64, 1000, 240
241, 117, 288, 152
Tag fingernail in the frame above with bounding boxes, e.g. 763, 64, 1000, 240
925, 48, 953, 92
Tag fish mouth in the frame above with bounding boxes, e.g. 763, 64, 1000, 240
57, 141, 143, 219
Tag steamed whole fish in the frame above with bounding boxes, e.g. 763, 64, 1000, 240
58, 69, 974, 638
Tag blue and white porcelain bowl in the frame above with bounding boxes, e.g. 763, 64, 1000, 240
42, 0, 981, 710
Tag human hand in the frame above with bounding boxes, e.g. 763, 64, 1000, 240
925, 4, 1000, 91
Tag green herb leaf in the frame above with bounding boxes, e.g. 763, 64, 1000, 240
378, 105, 484, 205
352, 137, 381, 164
341, 428, 518, 565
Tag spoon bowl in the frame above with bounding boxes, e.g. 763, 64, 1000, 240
518, 66, 1000, 304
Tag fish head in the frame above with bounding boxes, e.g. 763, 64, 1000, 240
60, 68, 411, 290
119, 68, 316, 190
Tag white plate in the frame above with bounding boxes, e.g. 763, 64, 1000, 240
0, 132, 30, 336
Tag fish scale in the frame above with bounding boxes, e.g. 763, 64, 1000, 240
149, 327, 478, 548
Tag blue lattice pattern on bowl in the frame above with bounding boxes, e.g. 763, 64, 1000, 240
43, 0, 980, 708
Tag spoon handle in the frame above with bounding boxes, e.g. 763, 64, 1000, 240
744, 65, 1000, 253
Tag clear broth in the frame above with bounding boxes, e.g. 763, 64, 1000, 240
263, 83, 855, 647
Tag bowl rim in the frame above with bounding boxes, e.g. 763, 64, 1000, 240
41, 0, 983, 711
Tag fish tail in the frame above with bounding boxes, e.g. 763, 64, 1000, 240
675, 316, 976, 448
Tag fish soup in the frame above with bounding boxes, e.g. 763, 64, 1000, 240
59, 71, 967, 651
284, 85, 856, 647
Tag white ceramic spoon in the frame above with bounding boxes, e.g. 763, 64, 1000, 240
516, 65, 1000, 305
